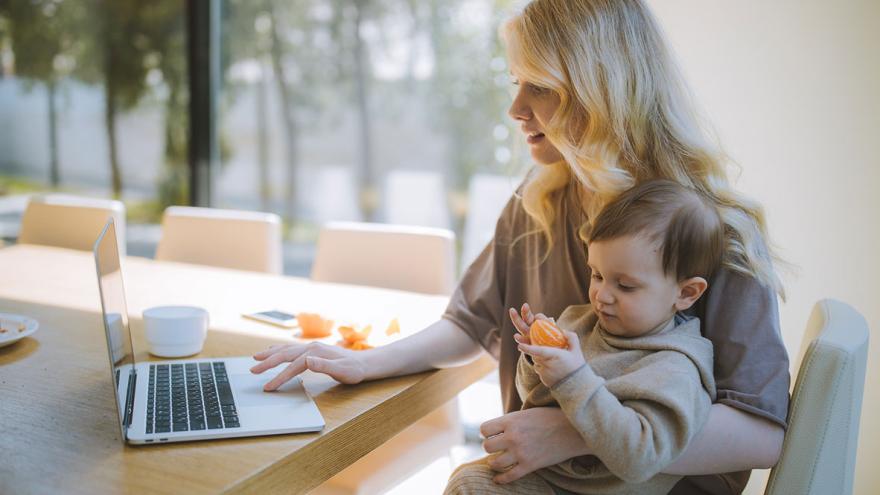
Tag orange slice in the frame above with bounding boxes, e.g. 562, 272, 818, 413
385, 318, 400, 336
346, 340, 374, 351
338, 324, 372, 345
298, 312, 334, 338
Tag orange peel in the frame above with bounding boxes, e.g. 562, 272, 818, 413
529, 319, 567, 348
346, 340, 374, 351
385, 318, 400, 336
338, 324, 372, 344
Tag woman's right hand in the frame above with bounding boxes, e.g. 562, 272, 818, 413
250, 342, 368, 391
250, 318, 483, 391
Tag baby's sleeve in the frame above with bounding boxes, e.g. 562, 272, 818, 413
550, 353, 712, 483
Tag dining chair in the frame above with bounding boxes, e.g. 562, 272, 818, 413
18, 194, 127, 256
764, 299, 869, 495
310, 220, 463, 494
155, 206, 283, 274
311, 221, 457, 295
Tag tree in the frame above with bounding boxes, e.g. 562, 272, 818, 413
223, 0, 274, 211
1, 0, 74, 187
138, 1, 188, 209
349, 0, 376, 220
58, 0, 155, 199
226, 0, 342, 223
424, 0, 515, 191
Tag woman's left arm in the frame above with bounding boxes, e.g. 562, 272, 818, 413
668, 267, 789, 473
663, 403, 783, 474
483, 402, 783, 484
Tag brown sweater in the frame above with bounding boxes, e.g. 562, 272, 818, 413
443, 176, 790, 494
517, 305, 715, 494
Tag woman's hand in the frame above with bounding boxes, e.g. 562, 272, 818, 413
249, 318, 483, 391
250, 342, 367, 390
480, 407, 590, 484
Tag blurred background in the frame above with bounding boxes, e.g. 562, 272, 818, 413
0, 0, 527, 274
1, 1, 878, 494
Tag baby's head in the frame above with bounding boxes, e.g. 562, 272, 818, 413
585, 180, 724, 337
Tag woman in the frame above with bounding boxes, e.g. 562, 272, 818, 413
251, 1, 790, 493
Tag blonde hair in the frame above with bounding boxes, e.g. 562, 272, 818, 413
502, 0, 785, 298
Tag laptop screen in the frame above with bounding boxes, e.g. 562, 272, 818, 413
93, 218, 136, 441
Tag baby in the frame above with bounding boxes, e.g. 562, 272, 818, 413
446, 180, 724, 494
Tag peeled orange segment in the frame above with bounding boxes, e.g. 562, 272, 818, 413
529, 319, 567, 348
347, 340, 374, 351
385, 318, 400, 336
338, 324, 372, 345
298, 312, 334, 338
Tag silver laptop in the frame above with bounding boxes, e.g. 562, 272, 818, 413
94, 218, 324, 444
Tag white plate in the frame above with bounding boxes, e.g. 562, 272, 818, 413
0, 313, 39, 348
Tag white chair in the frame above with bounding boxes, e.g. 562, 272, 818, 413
155, 206, 283, 274
311, 221, 462, 494
18, 194, 126, 256
311, 221, 457, 295
383, 169, 452, 230
764, 299, 869, 495
461, 173, 518, 271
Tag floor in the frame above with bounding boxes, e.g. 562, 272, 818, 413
386, 444, 486, 495
386, 376, 502, 495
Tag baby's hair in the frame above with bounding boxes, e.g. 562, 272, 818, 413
587, 180, 724, 281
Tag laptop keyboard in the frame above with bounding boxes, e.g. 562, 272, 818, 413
146, 362, 240, 434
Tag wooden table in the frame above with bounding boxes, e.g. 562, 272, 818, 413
0, 244, 496, 494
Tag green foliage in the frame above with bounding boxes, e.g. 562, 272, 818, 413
0, 176, 45, 195
2, 0, 520, 224
125, 197, 166, 224
2, 1, 66, 84
423, 0, 519, 188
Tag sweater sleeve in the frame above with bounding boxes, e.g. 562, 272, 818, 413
550, 352, 713, 483
516, 352, 558, 409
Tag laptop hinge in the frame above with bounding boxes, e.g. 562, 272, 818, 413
123, 370, 137, 430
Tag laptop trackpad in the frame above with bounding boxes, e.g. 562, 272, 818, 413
230, 373, 305, 408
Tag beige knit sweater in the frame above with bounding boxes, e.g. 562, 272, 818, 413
516, 304, 716, 495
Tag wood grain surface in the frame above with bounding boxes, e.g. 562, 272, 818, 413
0, 245, 495, 494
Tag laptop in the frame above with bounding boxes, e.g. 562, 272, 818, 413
93, 218, 324, 444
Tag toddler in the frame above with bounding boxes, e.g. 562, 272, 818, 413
446, 179, 724, 495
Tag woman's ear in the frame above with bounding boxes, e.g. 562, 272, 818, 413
674, 276, 708, 311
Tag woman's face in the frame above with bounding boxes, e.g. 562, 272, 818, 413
508, 77, 565, 165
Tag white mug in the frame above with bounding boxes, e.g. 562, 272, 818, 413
143, 306, 209, 358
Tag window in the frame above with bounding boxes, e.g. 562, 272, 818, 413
0, 0, 527, 272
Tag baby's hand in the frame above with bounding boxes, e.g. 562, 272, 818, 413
516, 329, 584, 388
508, 303, 553, 346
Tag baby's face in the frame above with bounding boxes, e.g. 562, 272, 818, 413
587, 235, 682, 337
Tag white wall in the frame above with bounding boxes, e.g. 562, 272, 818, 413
646, 1, 880, 493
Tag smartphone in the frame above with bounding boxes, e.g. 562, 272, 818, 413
243, 310, 297, 328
